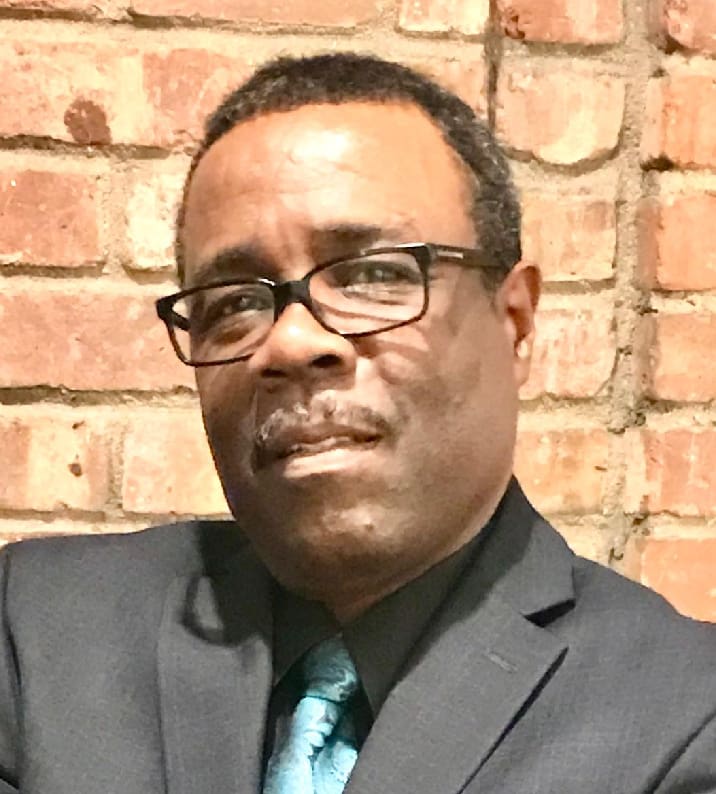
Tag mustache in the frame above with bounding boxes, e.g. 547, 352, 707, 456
252, 397, 397, 470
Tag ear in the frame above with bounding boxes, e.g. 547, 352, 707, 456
495, 261, 541, 388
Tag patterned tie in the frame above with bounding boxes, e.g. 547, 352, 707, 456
264, 636, 360, 794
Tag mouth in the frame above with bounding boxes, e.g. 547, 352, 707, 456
255, 424, 383, 469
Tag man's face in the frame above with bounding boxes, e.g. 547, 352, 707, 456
181, 101, 538, 608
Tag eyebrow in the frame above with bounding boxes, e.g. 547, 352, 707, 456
191, 244, 264, 287
191, 222, 420, 287
311, 222, 417, 250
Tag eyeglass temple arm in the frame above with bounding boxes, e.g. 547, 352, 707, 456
432, 245, 506, 269
156, 298, 190, 331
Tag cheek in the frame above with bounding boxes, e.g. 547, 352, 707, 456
362, 301, 491, 391
196, 369, 257, 457
359, 327, 481, 431
364, 307, 515, 450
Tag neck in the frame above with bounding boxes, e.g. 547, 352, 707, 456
322, 485, 507, 624
250, 472, 513, 625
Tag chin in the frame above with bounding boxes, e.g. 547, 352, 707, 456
246, 500, 393, 575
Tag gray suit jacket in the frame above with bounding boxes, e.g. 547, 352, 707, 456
0, 483, 713, 793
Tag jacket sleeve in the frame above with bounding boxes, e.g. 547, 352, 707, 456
0, 548, 20, 791
653, 712, 716, 793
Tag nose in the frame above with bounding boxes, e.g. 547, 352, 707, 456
246, 301, 358, 386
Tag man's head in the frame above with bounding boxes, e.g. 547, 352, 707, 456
175, 53, 521, 290
175, 53, 540, 620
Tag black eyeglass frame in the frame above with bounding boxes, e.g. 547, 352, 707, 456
156, 242, 503, 368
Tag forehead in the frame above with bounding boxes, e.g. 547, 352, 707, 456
181, 101, 475, 275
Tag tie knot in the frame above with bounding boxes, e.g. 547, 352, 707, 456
302, 637, 358, 704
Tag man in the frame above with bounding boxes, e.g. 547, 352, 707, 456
0, 53, 713, 793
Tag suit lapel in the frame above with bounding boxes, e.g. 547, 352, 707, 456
346, 591, 567, 794
157, 543, 273, 794
347, 482, 575, 794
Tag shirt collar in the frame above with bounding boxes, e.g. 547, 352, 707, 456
342, 534, 479, 713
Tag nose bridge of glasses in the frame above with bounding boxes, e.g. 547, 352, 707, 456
272, 275, 314, 321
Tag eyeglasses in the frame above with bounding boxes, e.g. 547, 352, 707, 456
156, 242, 502, 367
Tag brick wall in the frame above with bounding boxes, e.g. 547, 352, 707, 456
0, 0, 714, 621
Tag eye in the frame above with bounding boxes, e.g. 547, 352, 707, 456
194, 285, 273, 332
326, 255, 422, 290
353, 262, 419, 284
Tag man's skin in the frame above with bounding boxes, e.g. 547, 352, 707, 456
181, 100, 541, 621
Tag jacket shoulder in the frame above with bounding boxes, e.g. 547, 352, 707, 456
1, 520, 248, 600
568, 552, 716, 681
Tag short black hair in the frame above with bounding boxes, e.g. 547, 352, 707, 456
175, 52, 521, 289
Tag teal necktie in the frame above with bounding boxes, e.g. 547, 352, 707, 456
263, 637, 359, 794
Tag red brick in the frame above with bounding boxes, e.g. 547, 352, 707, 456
639, 194, 716, 291
624, 428, 716, 516
498, 0, 623, 44
642, 72, 716, 169
0, 42, 144, 144
412, 56, 488, 115
641, 538, 716, 621
521, 306, 615, 399
514, 428, 609, 513
0, 287, 194, 391
0, 170, 100, 268
122, 412, 228, 515
0, 413, 111, 512
0, 42, 251, 149
640, 313, 716, 402
521, 195, 616, 281
142, 49, 251, 149
130, 0, 380, 25
398, 0, 489, 36
651, 0, 716, 55
126, 171, 184, 272
496, 65, 625, 166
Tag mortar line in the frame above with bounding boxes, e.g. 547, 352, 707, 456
606, 0, 665, 569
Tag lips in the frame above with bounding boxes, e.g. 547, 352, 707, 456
255, 422, 382, 468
